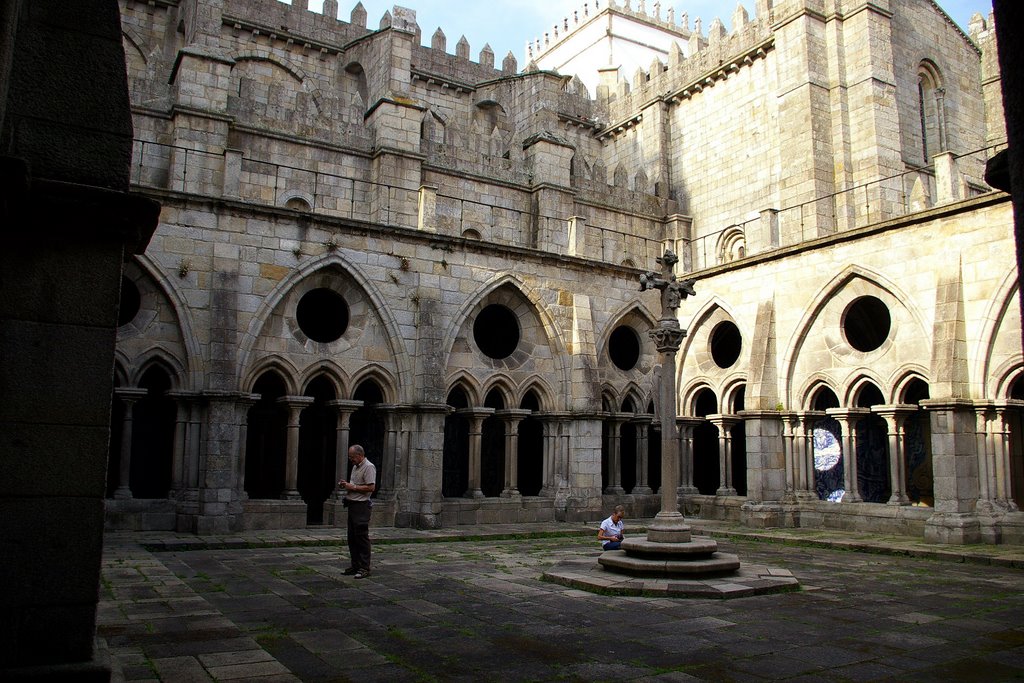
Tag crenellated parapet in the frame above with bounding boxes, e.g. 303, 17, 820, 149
527, 0, 691, 65
595, 3, 773, 128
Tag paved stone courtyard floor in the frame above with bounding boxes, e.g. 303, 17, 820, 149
98, 521, 1024, 682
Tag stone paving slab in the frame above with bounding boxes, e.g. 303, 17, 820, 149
98, 521, 1024, 682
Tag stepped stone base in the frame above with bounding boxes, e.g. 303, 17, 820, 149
599, 549, 741, 576
543, 555, 800, 599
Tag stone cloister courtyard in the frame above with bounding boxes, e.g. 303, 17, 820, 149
98, 521, 1024, 682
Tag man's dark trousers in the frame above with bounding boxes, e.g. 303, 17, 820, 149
347, 501, 372, 570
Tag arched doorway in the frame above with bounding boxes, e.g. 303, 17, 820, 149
730, 386, 746, 496
902, 378, 933, 506
130, 365, 176, 498
442, 387, 470, 497
620, 398, 637, 493
298, 376, 336, 524
1008, 376, 1024, 509
350, 379, 385, 497
481, 389, 505, 497
518, 391, 544, 496
693, 389, 719, 495
245, 372, 288, 499
856, 383, 891, 503
812, 387, 844, 501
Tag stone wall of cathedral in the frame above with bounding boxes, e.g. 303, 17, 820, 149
109, 0, 1022, 543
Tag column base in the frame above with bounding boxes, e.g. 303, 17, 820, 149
465, 489, 485, 499
715, 487, 738, 496
113, 487, 132, 500
647, 511, 692, 543
924, 512, 982, 544
632, 486, 653, 495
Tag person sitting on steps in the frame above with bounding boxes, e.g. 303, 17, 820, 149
598, 505, 625, 550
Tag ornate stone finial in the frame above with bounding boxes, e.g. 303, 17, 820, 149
350, 1, 367, 28
432, 27, 446, 51
456, 35, 470, 59
479, 43, 494, 68
503, 51, 518, 74
322, 0, 338, 20
639, 249, 696, 327
379, 9, 392, 30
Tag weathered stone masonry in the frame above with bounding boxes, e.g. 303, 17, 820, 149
110, 0, 1023, 544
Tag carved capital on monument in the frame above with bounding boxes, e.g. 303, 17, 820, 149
649, 325, 686, 352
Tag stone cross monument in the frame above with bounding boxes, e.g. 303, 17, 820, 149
639, 250, 696, 541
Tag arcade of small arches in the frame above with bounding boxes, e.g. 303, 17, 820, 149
105, 268, 1024, 529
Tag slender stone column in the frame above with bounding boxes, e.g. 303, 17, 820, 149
277, 396, 314, 500
873, 405, 916, 505
796, 411, 826, 499
604, 413, 631, 494
632, 414, 654, 494
827, 408, 871, 503
975, 403, 996, 512
231, 393, 258, 502
327, 399, 363, 500
458, 408, 494, 498
497, 409, 531, 497
538, 413, 563, 496
166, 391, 199, 496
676, 417, 702, 496
378, 405, 400, 500
993, 401, 1021, 511
781, 412, 798, 502
707, 414, 738, 496
186, 399, 203, 489
639, 249, 696, 541
113, 388, 148, 499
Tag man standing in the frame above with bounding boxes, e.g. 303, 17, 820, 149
339, 444, 376, 578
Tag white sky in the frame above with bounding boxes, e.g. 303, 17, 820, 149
298, 0, 994, 69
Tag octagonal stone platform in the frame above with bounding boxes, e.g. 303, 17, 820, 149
542, 555, 800, 599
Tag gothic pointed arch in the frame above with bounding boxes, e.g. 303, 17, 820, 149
678, 298, 744, 387
238, 251, 412, 403
298, 361, 348, 398
130, 348, 186, 390
600, 385, 620, 412
722, 377, 747, 413
781, 265, 927, 409
601, 303, 657, 378
442, 274, 569, 406
446, 371, 482, 407
482, 377, 515, 409
680, 381, 717, 416
119, 255, 200, 390
976, 269, 1021, 398
517, 378, 553, 410
243, 355, 301, 396
889, 367, 931, 404
350, 364, 398, 404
